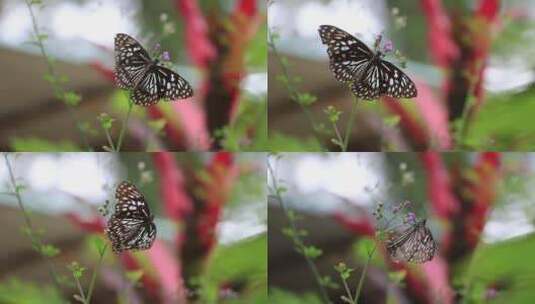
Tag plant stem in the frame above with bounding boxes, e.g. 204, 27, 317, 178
103, 128, 116, 151
3, 153, 62, 291
23, 0, 91, 151
85, 243, 108, 304
330, 121, 345, 151
268, 29, 324, 148
343, 97, 359, 152
73, 276, 86, 302
340, 276, 355, 303
116, 98, 133, 152
267, 158, 331, 304
353, 245, 376, 302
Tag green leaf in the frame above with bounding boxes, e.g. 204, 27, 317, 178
303, 246, 323, 259
63, 91, 81, 106
297, 93, 317, 106
41, 244, 60, 258
0, 279, 63, 304
198, 234, 267, 303
10, 137, 81, 152
97, 113, 115, 130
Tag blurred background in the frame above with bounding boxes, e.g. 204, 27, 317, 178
268, 0, 535, 151
269, 152, 535, 303
0, 152, 267, 303
0, 0, 266, 151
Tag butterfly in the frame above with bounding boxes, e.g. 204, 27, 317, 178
385, 219, 437, 263
114, 33, 193, 106
318, 25, 417, 100
105, 181, 156, 253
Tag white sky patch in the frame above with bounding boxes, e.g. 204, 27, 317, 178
0, 153, 118, 213
290, 153, 384, 205
0, 0, 138, 58
50, 1, 134, 46
482, 203, 534, 242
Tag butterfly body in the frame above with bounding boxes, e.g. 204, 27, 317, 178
114, 33, 193, 106
385, 219, 437, 264
105, 181, 156, 253
318, 25, 417, 100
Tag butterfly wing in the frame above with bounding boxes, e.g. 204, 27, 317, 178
378, 60, 418, 98
114, 33, 152, 89
318, 25, 374, 82
131, 65, 194, 106
350, 61, 382, 100
106, 181, 156, 253
386, 220, 436, 263
154, 66, 194, 100
113, 181, 152, 219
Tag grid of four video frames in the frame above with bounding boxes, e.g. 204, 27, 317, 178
0, 0, 533, 303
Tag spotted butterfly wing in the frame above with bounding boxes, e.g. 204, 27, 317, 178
131, 65, 194, 106
105, 181, 156, 253
114, 33, 193, 106
386, 219, 437, 263
318, 25, 417, 100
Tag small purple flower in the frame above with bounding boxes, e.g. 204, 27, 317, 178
162, 51, 171, 61
382, 39, 394, 53
405, 212, 417, 224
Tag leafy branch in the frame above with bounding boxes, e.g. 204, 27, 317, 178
23, 0, 91, 150
3, 153, 62, 291
268, 155, 332, 303
268, 28, 325, 149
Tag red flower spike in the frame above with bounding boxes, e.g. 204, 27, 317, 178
152, 152, 193, 221
382, 97, 428, 149
413, 80, 452, 149
119, 252, 161, 300
420, 152, 460, 218
333, 213, 375, 237
90, 61, 115, 83
465, 152, 501, 246
66, 213, 105, 233
422, 258, 454, 304
147, 240, 187, 303
196, 152, 237, 252
237, 0, 257, 18
175, 0, 216, 69
420, 0, 459, 67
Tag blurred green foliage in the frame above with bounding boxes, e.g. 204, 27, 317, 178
218, 96, 268, 151
465, 89, 535, 150
460, 234, 535, 303
9, 137, 81, 152
199, 234, 268, 303
267, 132, 323, 152
268, 288, 322, 304
0, 279, 63, 304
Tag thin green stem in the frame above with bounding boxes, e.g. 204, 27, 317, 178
330, 120, 345, 151
73, 276, 86, 302
116, 99, 133, 152
103, 128, 116, 151
340, 276, 355, 303
268, 29, 324, 148
342, 97, 359, 152
3, 153, 62, 291
23, 0, 91, 151
354, 245, 376, 302
85, 243, 108, 304
268, 158, 331, 304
